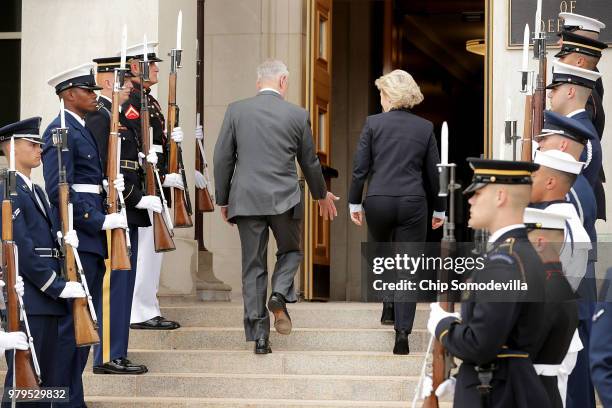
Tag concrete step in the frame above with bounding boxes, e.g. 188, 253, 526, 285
83, 349, 427, 376
127, 327, 430, 352
160, 302, 429, 329
82, 372, 427, 401
86, 396, 454, 407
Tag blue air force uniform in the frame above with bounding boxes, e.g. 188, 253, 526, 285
0, 118, 68, 407
590, 268, 612, 407
42, 64, 105, 408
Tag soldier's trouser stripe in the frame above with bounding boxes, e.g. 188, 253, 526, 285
103, 231, 112, 363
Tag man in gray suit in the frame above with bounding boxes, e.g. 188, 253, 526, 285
214, 59, 339, 354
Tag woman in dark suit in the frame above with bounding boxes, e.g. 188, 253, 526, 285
349, 69, 446, 355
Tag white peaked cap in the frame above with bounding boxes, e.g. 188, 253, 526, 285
559, 13, 606, 33
524, 207, 570, 230
534, 149, 584, 175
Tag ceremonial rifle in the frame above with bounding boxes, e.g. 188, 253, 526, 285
422, 123, 458, 408
167, 10, 193, 228
1, 140, 40, 390
105, 26, 132, 271
139, 38, 176, 252
52, 112, 100, 347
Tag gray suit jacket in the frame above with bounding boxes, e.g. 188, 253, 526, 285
213, 90, 327, 220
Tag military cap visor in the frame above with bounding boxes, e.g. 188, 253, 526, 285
540, 110, 595, 144
555, 31, 607, 58
558, 13, 606, 34
123, 41, 163, 62
0, 117, 44, 144
48, 63, 102, 94
546, 60, 602, 90
524, 207, 569, 231
463, 158, 539, 195
93, 56, 135, 76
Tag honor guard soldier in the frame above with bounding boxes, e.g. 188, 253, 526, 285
0, 118, 85, 406
590, 267, 612, 408
426, 158, 550, 408
121, 41, 180, 330
524, 207, 578, 408
85, 56, 149, 375
532, 111, 598, 408
43, 64, 127, 408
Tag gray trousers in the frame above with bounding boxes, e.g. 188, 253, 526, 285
235, 208, 302, 341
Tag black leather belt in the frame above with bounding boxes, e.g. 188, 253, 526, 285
120, 160, 139, 170
34, 248, 62, 259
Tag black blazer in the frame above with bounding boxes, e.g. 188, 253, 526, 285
348, 109, 446, 213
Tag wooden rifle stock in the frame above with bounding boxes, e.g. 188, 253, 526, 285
141, 83, 175, 252
531, 55, 547, 144
2, 195, 39, 389
521, 94, 534, 162
167, 72, 193, 228
107, 89, 131, 271
58, 185, 100, 346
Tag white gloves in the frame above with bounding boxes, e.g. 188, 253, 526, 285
102, 174, 125, 194
139, 149, 159, 166
171, 127, 184, 143
59, 281, 86, 299
162, 173, 184, 190
0, 332, 29, 351
136, 195, 162, 213
195, 125, 203, 140
195, 170, 207, 189
0, 276, 24, 297
427, 303, 460, 336
102, 213, 128, 230
420, 376, 456, 399
57, 229, 79, 249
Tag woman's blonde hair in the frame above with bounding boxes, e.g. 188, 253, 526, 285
374, 69, 424, 109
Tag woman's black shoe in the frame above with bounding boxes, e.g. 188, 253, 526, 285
381, 302, 395, 325
393, 329, 410, 355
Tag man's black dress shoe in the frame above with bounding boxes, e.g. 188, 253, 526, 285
93, 358, 147, 374
130, 316, 180, 330
381, 302, 395, 325
254, 338, 272, 354
393, 329, 410, 355
267, 293, 292, 335
120, 358, 148, 373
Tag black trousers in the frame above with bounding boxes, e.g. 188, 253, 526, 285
364, 195, 427, 331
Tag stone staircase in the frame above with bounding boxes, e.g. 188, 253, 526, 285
82, 299, 447, 407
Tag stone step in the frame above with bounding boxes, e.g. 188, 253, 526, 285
82, 372, 430, 401
160, 302, 429, 329
128, 327, 430, 352
85, 349, 427, 376
86, 396, 454, 407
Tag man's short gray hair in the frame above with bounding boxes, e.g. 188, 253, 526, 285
257, 59, 289, 81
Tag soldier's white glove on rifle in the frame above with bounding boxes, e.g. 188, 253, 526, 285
427, 302, 460, 336
0, 332, 29, 352
0, 277, 24, 297
195, 125, 203, 140
136, 196, 163, 213
57, 229, 79, 249
195, 170, 207, 189
102, 213, 128, 230
102, 174, 125, 194
59, 282, 86, 299
171, 127, 184, 143
162, 173, 184, 190
419, 375, 456, 400
139, 149, 159, 166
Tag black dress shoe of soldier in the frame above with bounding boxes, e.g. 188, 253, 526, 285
130, 316, 181, 330
254, 338, 272, 354
393, 329, 410, 355
120, 358, 148, 373
267, 293, 292, 335
93, 358, 147, 374
381, 302, 395, 325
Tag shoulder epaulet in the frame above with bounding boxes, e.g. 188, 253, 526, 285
496, 237, 516, 254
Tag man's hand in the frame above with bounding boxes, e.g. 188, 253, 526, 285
102, 213, 128, 231
432, 217, 445, 230
136, 196, 163, 213
195, 170, 207, 189
171, 127, 184, 143
59, 282, 86, 299
427, 302, 460, 336
350, 211, 363, 226
0, 332, 29, 351
162, 173, 184, 190
317, 192, 340, 221
220, 206, 233, 226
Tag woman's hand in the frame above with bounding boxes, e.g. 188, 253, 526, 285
350, 211, 363, 226
432, 216, 445, 230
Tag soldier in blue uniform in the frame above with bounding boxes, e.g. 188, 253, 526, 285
121, 41, 181, 330
590, 267, 612, 407
533, 111, 598, 408
0, 117, 84, 407
427, 158, 550, 408
84, 56, 151, 375
43, 64, 127, 408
